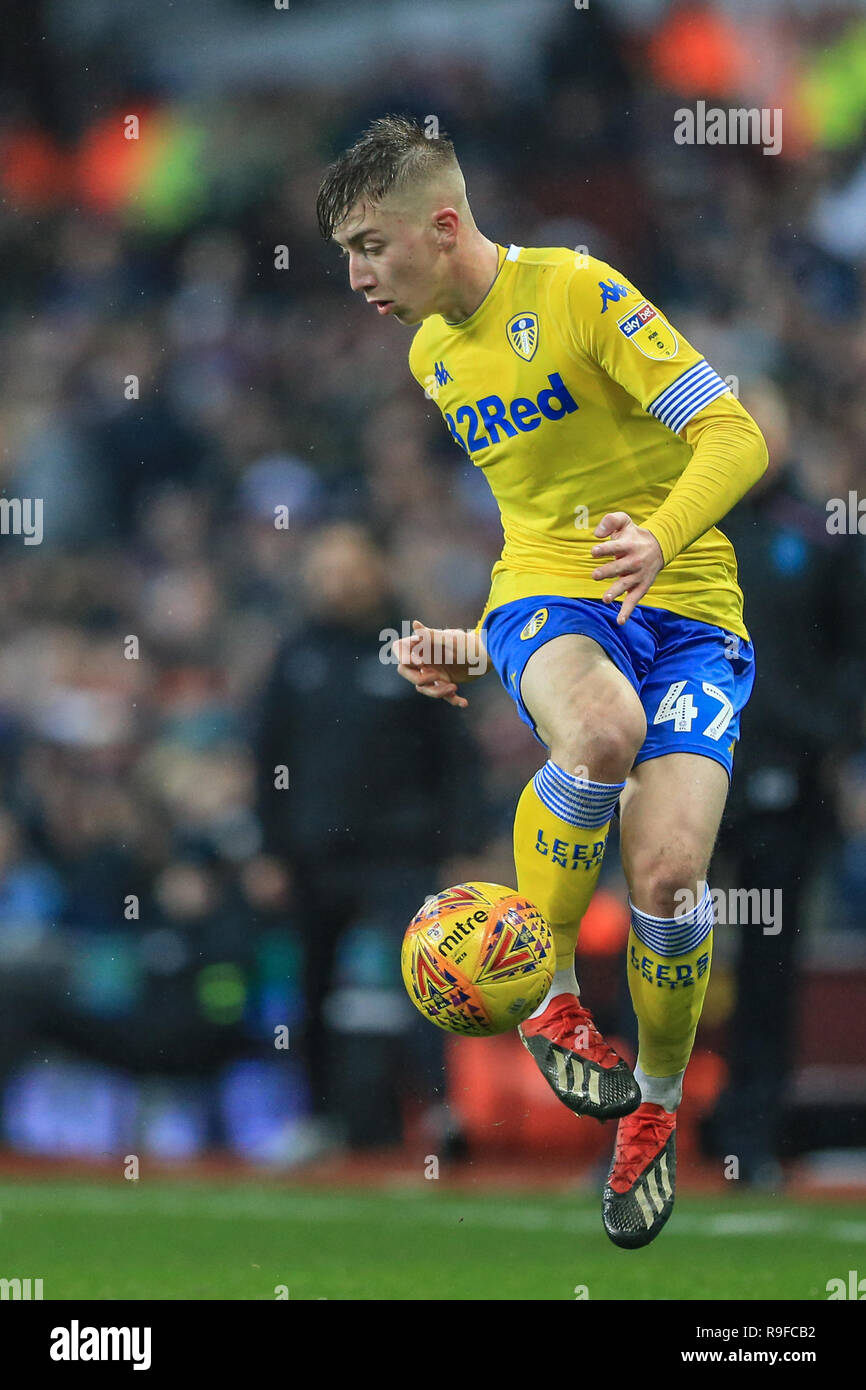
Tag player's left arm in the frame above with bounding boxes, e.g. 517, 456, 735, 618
592, 392, 768, 623
566, 260, 769, 623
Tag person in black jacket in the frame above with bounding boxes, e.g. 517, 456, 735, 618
253, 520, 489, 1153
702, 382, 865, 1183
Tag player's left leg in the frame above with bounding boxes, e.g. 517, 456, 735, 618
602, 751, 728, 1248
481, 596, 655, 1121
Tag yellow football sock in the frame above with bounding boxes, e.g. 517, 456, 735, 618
627, 884, 715, 1107
513, 760, 625, 971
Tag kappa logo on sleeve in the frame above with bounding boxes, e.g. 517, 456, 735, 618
616, 300, 679, 360
599, 279, 630, 312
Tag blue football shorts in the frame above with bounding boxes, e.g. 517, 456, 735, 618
481, 595, 755, 780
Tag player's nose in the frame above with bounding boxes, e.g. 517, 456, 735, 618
348, 261, 373, 295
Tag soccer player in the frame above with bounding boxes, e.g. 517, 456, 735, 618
316, 115, 768, 1248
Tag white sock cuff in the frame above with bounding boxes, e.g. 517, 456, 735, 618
533, 760, 625, 829
629, 883, 714, 957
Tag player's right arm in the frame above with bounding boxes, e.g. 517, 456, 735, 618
392, 620, 489, 708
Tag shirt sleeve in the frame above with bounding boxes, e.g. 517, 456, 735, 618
563, 256, 732, 434
642, 392, 769, 563
563, 256, 768, 562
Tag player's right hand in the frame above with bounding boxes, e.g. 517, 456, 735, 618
391, 620, 486, 708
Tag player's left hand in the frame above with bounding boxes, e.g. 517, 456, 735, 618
591, 511, 664, 625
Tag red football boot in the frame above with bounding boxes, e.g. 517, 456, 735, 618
518, 993, 640, 1120
602, 1101, 677, 1248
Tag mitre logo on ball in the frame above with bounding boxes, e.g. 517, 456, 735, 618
401, 882, 554, 1036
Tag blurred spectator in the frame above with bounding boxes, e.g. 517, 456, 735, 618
253, 521, 490, 1152
702, 380, 866, 1184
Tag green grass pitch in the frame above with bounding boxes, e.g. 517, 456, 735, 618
0, 1179, 862, 1300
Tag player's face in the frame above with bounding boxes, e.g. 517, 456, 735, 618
333, 200, 440, 326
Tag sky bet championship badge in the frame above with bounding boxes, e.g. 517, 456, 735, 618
507, 311, 539, 361
616, 299, 679, 360
520, 607, 549, 639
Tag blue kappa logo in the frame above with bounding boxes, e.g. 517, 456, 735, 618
599, 279, 630, 312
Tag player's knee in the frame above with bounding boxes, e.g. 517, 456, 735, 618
630, 851, 709, 920
550, 698, 645, 784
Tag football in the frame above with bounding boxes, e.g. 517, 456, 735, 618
401, 882, 554, 1036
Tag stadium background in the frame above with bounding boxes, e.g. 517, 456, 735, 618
0, 0, 865, 1299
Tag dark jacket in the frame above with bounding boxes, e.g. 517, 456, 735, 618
718, 468, 865, 824
253, 615, 490, 863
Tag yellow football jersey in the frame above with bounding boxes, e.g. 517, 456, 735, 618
408, 243, 754, 639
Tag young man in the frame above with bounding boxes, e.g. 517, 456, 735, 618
316, 115, 768, 1248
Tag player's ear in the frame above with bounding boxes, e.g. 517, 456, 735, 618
431, 208, 459, 249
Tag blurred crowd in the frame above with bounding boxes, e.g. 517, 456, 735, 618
0, 0, 864, 1165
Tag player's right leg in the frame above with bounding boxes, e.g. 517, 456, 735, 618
512, 631, 646, 1119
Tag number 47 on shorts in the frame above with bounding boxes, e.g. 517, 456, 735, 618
653, 680, 734, 741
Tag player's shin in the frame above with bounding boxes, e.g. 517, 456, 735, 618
513, 760, 624, 1012
626, 884, 714, 1110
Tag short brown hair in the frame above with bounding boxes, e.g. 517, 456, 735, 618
316, 113, 458, 240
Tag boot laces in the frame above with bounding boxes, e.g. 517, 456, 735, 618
543, 997, 622, 1069
611, 1104, 675, 1190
